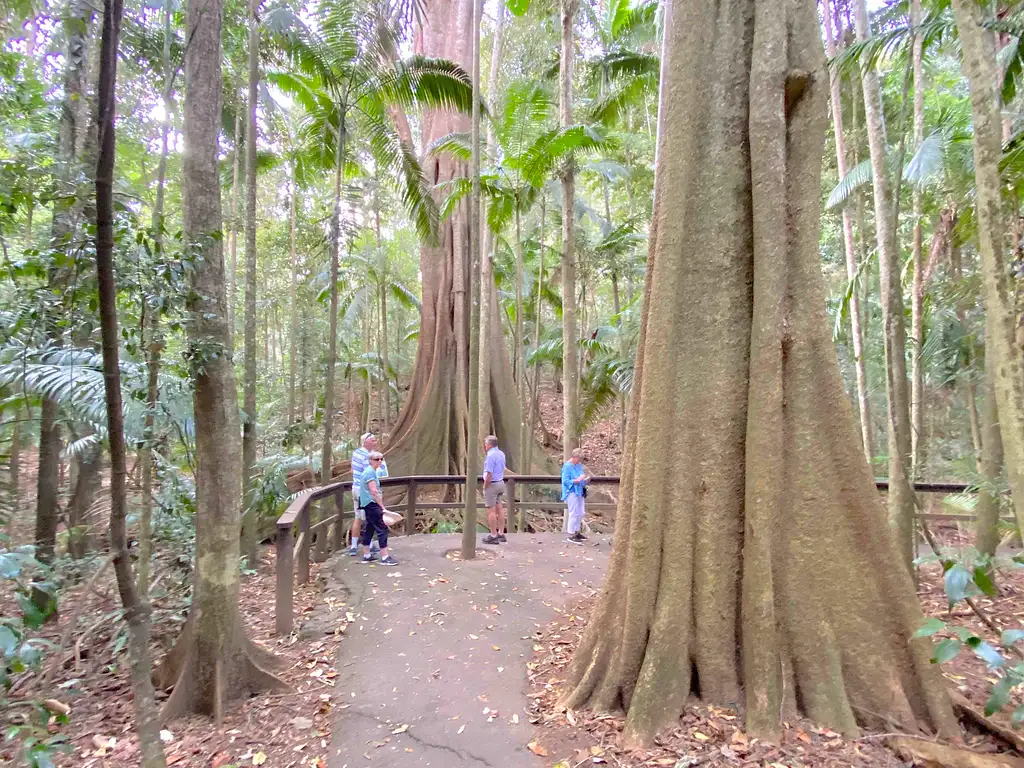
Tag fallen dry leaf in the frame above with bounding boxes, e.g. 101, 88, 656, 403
392, 724, 409, 734
252, 751, 267, 765
527, 740, 549, 757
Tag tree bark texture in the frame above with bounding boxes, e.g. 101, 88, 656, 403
94, 0, 166, 757
67, 440, 101, 557
462, 0, 482, 560
161, 0, 284, 717
951, 0, 1024, 531
822, 0, 871, 465
242, 0, 259, 565
559, 0, 579, 461
976, 362, 1004, 559
228, 107, 242, 334
854, 0, 914, 571
561, 0, 957, 745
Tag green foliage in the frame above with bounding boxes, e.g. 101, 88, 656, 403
915, 545, 1024, 722
0, 546, 68, 767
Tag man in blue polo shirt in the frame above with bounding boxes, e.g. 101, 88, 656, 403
482, 436, 507, 545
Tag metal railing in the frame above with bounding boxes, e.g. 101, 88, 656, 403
274, 475, 989, 635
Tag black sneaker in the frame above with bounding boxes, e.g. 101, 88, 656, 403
576, 533, 587, 540
567, 533, 585, 544
483, 535, 500, 545
497, 534, 507, 543
379, 556, 399, 566
362, 553, 378, 563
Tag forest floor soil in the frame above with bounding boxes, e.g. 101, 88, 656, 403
525, 547, 1024, 768
1, 541, 339, 768
321, 532, 612, 767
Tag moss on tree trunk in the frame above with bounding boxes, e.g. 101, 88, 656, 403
560, 0, 957, 746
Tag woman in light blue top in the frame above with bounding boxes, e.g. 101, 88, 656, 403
561, 449, 587, 543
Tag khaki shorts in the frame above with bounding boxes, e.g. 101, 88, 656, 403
484, 480, 505, 508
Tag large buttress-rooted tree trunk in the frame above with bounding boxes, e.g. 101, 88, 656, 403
822, 0, 871, 464
951, 0, 1024, 530
559, 0, 579, 461
160, 0, 284, 717
383, 0, 540, 478
854, 0, 914, 570
241, 0, 259, 565
561, 0, 956, 745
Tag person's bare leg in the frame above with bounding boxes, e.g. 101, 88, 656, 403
487, 505, 498, 535
497, 500, 506, 535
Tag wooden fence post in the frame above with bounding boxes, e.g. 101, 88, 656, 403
298, 503, 311, 584
275, 521, 294, 635
405, 480, 417, 535
507, 478, 518, 533
332, 490, 344, 552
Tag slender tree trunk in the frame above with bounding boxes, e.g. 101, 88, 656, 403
524, 192, 545, 476
241, 0, 259, 565
94, 0, 165, 758
380, 287, 390, 436
822, 0, 872, 464
559, 0, 579, 460
373, 182, 391, 436
854, 0, 914, 571
36, 0, 91, 565
910, 0, 925, 475
159, 0, 285, 715
322, 126, 344, 489
463, 0, 482, 560
140, 0, 173, 595
561, 0, 956, 743
976, 361, 1004, 559
287, 165, 299, 425
228, 106, 242, 336
951, 0, 1024, 529
34, 400, 61, 565
67, 440, 100, 557
514, 208, 527, 467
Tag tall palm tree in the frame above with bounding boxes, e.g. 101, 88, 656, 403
266, 0, 473, 482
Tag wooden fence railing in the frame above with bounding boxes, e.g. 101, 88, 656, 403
273, 475, 987, 635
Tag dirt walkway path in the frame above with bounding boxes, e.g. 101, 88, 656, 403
325, 533, 610, 767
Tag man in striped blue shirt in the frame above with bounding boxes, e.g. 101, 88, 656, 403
349, 432, 387, 555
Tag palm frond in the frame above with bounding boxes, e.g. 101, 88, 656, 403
425, 131, 472, 162
825, 157, 872, 211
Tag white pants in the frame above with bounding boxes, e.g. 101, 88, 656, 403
565, 494, 585, 534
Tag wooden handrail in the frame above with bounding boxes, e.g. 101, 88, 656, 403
273, 474, 985, 635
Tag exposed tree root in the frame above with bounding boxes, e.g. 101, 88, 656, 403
889, 736, 1024, 768
159, 615, 287, 722
952, 694, 1024, 755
